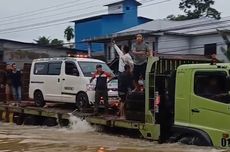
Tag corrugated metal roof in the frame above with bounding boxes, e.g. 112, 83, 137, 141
82, 17, 230, 42
119, 17, 230, 35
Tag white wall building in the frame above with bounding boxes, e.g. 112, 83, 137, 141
84, 17, 230, 63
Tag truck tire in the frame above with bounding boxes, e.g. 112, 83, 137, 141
43, 118, 58, 127
172, 126, 213, 147
14, 113, 24, 125
179, 136, 207, 146
76, 92, 89, 112
34, 91, 46, 107
23, 116, 39, 125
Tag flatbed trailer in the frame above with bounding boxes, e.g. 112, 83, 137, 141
0, 102, 145, 129
0, 102, 159, 140
0, 102, 72, 121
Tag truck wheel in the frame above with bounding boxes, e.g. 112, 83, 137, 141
43, 118, 57, 127
179, 136, 193, 145
179, 135, 209, 146
76, 93, 89, 112
23, 116, 39, 125
34, 91, 46, 107
191, 136, 210, 146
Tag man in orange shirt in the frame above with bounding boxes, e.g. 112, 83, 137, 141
90, 64, 112, 115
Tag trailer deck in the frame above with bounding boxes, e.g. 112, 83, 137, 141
0, 101, 146, 130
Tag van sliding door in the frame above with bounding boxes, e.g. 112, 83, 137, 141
44, 61, 62, 101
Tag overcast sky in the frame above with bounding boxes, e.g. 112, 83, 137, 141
0, 0, 228, 43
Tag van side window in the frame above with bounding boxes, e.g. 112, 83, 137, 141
48, 62, 62, 75
65, 62, 79, 76
34, 62, 48, 75
194, 71, 230, 103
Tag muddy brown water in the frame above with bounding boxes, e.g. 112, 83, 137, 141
0, 116, 226, 152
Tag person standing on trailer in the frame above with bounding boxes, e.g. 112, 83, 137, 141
112, 41, 134, 74
131, 33, 153, 92
118, 64, 134, 119
10, 63, 22, 106
90, 64, 113, 115
0, 67, 6, 102
5, 64, 13, 104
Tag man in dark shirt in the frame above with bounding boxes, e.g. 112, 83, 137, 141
118, 64, 134, 118
4, 64, 12, 104
10, 63, 21, 106
90, 64, 112, 115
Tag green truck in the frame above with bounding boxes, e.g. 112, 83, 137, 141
89, 54, 230, 148
142, 55, 230, 147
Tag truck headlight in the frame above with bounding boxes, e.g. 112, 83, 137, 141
86, 84, 95, 91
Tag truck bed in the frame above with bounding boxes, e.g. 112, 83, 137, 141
0, 101, 144, 130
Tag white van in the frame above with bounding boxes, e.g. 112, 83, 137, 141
29, 57, 118, 109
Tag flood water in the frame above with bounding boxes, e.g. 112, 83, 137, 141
0, 116, 226, 152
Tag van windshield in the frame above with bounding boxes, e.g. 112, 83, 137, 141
78, 61, 114, 77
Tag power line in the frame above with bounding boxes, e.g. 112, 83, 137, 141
10, 16, 226, 46
0, 0, 173, 34
0, 0, 84, 21
0, 0, 161, 26
140, 0, 172, 6
0, 0, 103, 27
5, 0, 227, 52
0, 0, 228, 37
0, 0, 151, 24
0, 9, 107, 34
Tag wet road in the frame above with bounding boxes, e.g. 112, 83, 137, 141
0, 117, 225, 152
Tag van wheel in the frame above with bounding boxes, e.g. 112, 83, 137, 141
76, 93, 89, 112
34, 91, 45, 107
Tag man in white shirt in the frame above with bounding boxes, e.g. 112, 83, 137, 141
112, 41, 134, 74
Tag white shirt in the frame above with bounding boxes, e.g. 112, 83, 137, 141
113, 44, 134, 72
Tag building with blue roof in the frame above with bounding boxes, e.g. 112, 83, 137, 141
73, 0, 152, 53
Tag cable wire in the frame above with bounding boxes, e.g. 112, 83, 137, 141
0, 0, 173, 34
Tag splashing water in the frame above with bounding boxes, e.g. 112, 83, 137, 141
59, 114, 95, 133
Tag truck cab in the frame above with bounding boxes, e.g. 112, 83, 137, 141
143, 56, 230, 148
174, 64, 230, 147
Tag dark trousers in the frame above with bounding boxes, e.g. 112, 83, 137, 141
133, 62, 147, 82
94, 90, 109, 112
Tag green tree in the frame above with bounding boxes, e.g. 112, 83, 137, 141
34, 36, 50, 46
50, 39, 64, 47
64, 26, 74, 42
34, 36, 64, 47
167, 0, 221, 21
